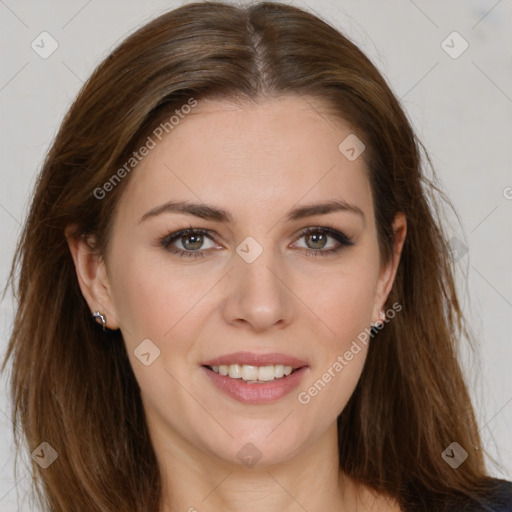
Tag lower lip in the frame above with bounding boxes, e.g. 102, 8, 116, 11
202, 366, 308, 404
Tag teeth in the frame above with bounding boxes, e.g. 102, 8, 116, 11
229, 364, 242, 378
209, 364, 294, 381
258, 365, 276, 381
241, 365, 258, 381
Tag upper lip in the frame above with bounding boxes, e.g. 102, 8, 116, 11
202, 351, 308, 369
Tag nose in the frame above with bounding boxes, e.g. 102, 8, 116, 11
221, 239, 293, 333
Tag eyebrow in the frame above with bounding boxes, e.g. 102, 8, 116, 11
139, 199, 365, 225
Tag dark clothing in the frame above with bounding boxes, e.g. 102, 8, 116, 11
459, 479, 512, 511
402, 478, 512, 511
436, 479, 512, 511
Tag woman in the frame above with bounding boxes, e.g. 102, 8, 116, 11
2, 2, 511, 511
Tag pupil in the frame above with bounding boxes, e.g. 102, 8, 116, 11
307, 233, 326, 249
184, 234, 202, 250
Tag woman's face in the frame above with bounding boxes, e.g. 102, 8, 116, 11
89, 95, 405, 467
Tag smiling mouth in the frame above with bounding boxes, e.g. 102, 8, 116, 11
203, 364, 302, 383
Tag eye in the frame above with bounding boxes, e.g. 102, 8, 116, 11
292, 226, 354, 257
158, 225, 355, 259
159, 228, 218, 258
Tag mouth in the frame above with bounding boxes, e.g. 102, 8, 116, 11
202, 363, 303, 384
200, 353, 309, 404
200, 351, 309, 403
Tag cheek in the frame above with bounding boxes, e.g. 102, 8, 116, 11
108, 255, 200, 399
296, 263, 377, 409
304, 265, 378, 343
107, 247, 184, 344
108, 248, 215, 372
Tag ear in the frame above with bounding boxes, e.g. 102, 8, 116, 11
371, 212, 407, 323
65, 225, 120, 330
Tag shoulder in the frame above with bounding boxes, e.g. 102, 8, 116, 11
442, 478, 512, 512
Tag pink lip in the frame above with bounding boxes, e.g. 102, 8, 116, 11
201, 351, 308, 368
202, 366, 309, 404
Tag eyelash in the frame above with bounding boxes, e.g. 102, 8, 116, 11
158, 224, 355, 259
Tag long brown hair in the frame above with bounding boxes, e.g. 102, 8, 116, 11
1, 2, 501, 511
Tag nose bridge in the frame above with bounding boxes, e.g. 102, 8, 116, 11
225, 233, 291, 330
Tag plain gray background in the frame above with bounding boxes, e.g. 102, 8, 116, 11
1, 0, 511, 509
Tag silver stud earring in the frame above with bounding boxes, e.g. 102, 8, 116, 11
371, 309, 386, 328
92, 311, 106, 331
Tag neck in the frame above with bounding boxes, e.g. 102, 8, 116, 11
153, 422, 364, 512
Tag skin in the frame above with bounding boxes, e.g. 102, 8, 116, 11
67, 95, 406, 512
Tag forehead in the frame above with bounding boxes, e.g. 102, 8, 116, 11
115, 95, 373, 226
